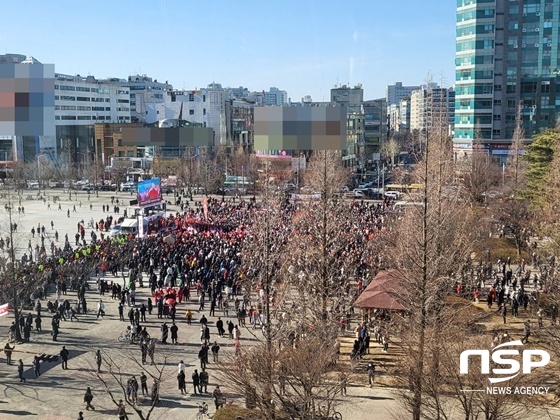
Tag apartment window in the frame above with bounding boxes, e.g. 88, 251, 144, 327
54, 96, 59, 100
92, 107, 104, 111
76, 87, 90, 92
60, 96, 75, 101
494, 99, 502, 105
117, 90, 128, 95
494, 114, 502, 120
105, 107, 111, 111
105, 99, 110, 102
189, 110, 194, 115
77, 97, 90, 102
61, 115, 77, 120
507, 100, 516, 108
77, 106, 91, 111
54, 105, 60, 110
541, 83, 551, 93
506, 83, 516, 93
54, 85, 59, 90
60, 105, 76, 110
91, 98, 104, 102
203, 108, 206, 115
77, 116, 90, 120
59, 85, 76, 91
118, 99, 129, 103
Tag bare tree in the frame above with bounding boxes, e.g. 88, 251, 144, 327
372, 94, 481, 420
458, 150, 501, 206
91, 348, 166, 420
507, 105, 527, 195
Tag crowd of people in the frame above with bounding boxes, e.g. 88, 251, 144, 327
1, 193, 401, 418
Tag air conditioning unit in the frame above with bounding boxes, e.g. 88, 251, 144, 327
548, 43, 552, 47
514, 44, 518, 48
535, 28, 540, 32
535, 43, 540, 47
522, 44, 526, 47
522, 28, 526, 32
536, 12, 540, 16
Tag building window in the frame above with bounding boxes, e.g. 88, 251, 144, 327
77, 97, 90, 102
189, 110, 194, 115
76, 87, 90, 92
203, 108, 206, 115
189, 94, 194, 102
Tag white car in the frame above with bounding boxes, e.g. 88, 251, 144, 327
384, 191, 401, 199
109, 223, 123, 236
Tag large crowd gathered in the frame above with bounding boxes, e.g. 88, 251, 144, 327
1, 193, 398, 417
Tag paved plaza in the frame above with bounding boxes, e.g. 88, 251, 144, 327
0, 189, 396, 420
0, 189, 558, 420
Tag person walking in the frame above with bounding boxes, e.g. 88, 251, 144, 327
199, 368, 209, 393
211, 341, 220, 363
213, 385, 224, 410
170, 322, 178, 344
177, 370, 186, 395
18, 359, 25, 382
367, 362, 375, 387
33, 355, 41, 377
522, 320, 531, 344
339, 372, 348, 396
96, 300, 105, 319
192, 369, 200, 395
95, 349, 102, 373
4, 342, 14, 365
83, 387, 95, 410
117, 400, 126, 420
140, 372, 148, 396
60, 346, 69, 369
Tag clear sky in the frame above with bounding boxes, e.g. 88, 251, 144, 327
0, 0, 456, 101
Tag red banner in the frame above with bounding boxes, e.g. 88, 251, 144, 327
203, 196, 208, 222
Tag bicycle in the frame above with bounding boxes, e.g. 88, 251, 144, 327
196, 402, 213, 420
118, 332, 137, 344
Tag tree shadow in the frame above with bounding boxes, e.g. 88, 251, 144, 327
0, 409, 36, 416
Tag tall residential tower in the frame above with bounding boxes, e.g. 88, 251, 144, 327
454, 0, 560, 161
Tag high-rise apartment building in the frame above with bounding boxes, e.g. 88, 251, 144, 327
455, 0, 560, 160
264, 87, 288, 106
385, 82, 420, 107
410, 84, 455, 135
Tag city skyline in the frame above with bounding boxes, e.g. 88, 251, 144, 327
0, 0, 456, 101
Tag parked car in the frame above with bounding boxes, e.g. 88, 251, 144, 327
109, 223, 122, 236
384, 191, 402, 199
100, 184, 116, 191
